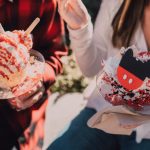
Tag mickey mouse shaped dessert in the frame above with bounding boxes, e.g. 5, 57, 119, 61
117, 49, 150, 91
97, 46, 150, 110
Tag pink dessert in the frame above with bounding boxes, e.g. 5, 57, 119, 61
97, 46, 150, 110
0, 30, 32, 88
0, 29, 44, 99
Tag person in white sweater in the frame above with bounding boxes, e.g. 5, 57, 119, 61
48, 0, 150, 149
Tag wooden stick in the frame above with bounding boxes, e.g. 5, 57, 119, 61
25, 18, 40, 34
0, 23, 5, 33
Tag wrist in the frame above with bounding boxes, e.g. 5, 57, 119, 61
68, 18, 93, 39
69, 19, 90, 31
68, 13, 90, 30
68, 22, 88, 30
43, 62, 56, 87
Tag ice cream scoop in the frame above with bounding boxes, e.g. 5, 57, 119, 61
0, 18, 40, 89
0, 30, 32, 88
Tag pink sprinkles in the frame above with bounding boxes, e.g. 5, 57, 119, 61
100, 73, 150, 111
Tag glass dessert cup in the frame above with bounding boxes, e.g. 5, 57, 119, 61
96, 70, 150, 111
96, 70, 126, 106
0, 50, 45, 100
96, 70, 111, 98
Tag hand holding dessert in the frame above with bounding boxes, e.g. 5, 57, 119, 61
8, 81, 45, 111
0, 18, 45, 110
57, 0, 89, 29
97, 46, 150, 111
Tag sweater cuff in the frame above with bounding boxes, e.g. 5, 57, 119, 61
67, 19, 93, 49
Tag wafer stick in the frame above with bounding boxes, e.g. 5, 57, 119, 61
25, 18, 40, 34
0, 23, 5, 33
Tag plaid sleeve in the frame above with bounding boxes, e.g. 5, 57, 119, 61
32, 2, 68, 88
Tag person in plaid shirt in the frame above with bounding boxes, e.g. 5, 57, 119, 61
0, 0, 68, 149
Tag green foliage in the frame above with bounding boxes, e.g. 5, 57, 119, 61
50, 54, 89, 94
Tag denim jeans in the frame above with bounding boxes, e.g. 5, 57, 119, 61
47, 108, 150, 150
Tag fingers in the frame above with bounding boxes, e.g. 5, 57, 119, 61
57, 0, 68, 12
8, 81, 45, 111
15, 86, 45, 111
18, 81, 43, 100
20, 86, 45, 109
66, 0, 88, 20
58, 0, 87, 19
20, 81, 44, 102
29, 81, 43, 93
57, 0, 89, 29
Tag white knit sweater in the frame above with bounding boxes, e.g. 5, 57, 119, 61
68, 0, 150, 143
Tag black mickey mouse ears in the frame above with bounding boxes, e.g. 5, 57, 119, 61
119, 48, 150, 81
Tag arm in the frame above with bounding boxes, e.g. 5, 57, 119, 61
8, 1, 68, 111
33, 3, 68, 89
58, 0, 112, 77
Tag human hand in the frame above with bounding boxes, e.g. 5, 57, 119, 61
8, 81, 45, 111
57, 0, 89, 30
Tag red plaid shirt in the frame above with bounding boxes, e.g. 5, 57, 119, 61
0, 0, 68, 149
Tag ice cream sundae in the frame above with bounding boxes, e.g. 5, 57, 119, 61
0, 18, 45, 99
97, 46, 150, 110
0, 30, 32, 88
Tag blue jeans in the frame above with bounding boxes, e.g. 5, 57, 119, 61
47, 108, 150, 150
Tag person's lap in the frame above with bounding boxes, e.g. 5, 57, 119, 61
47, 108, 150, 150
117, 132, 150, 150
47, 108, 119, 150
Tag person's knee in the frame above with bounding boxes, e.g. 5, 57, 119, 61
47, 108, 97, 150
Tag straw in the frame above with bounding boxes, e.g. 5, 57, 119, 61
0, 23, 5, 33
25, 18, 40, 34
